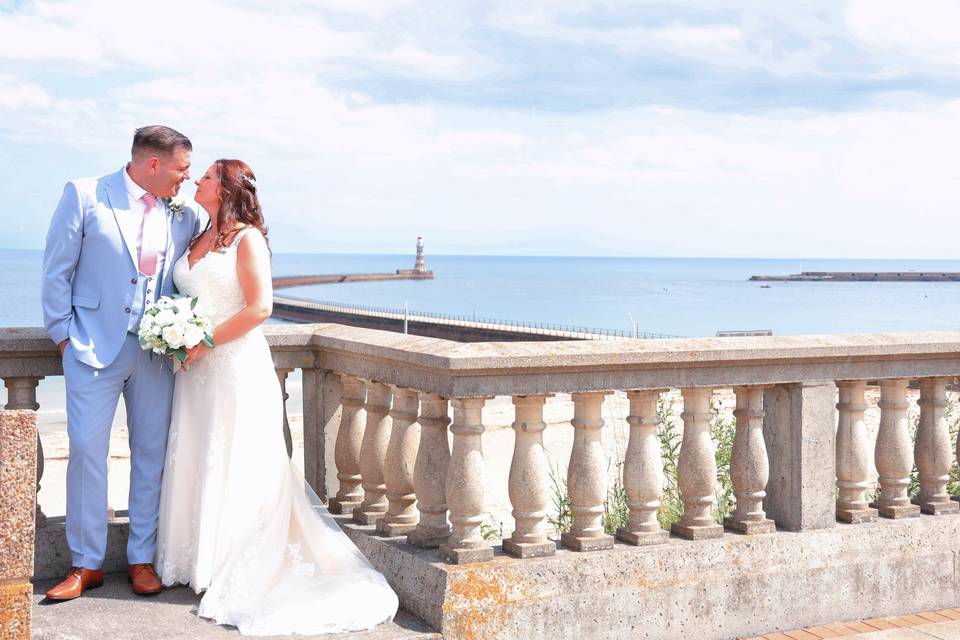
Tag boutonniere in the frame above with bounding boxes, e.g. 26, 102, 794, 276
164, 195, 186, 221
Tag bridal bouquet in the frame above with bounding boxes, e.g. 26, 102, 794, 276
138, 295, 215, 364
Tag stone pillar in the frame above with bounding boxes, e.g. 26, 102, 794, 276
672, 388, 723, 539
914, 378, 959, 515
328, 376, 366, 515
353, 382, 392, 526
874, 380, 920, 519
376, 387, 421, 536
4, 376, 45, 526
0, 410, 38, 638
503, 394, 556, 558
440, 397, 494, 564
300, 368, 338, 500
762, 382, 836, 531
407, 394, 452, 548
276, 368, 293, 458
835, 381, 877, 523
724, 386, 775, 534
562, 391, 614, 551
616, 389, 669, 546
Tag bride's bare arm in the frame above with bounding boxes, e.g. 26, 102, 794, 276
185, 230, 272, 365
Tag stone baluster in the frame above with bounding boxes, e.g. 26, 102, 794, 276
503, 394, 556, 558
914, 378, 959, 515
353, 382, 392, 526
724, 386, 775, 534
874, 379, 920, 518
562, 391, 614, 551
4, 376, 46, 526
276, 368, 293, 458
835, 381, 877, 522
407, 394, 452, 548
440, 397, 494, 564
672, 388, 723, 539
617, 389, 669, 545
328, 376, 367, 515
376, 387, 421, 536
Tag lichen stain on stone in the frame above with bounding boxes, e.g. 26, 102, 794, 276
443, 569, 523, 640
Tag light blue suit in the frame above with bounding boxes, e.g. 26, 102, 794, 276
42, 168, 202, 569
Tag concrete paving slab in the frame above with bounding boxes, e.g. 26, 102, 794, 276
32, 572, 438, 640
911, 620, 960, 639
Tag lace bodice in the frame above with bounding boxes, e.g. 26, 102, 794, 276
172, 229, 253, 327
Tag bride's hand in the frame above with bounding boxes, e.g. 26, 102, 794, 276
183, 343, 210, 367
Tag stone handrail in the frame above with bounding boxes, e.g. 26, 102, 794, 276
7, 324, 960, 552
7, 324, 960, 636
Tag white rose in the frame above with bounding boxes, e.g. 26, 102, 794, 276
162, 324, 185, 349
170, 194, 186, 207
154, 309, 176, 326
183, 325, 205, 348
173, 297, 194, 314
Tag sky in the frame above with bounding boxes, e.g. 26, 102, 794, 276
2, 0, 960, 257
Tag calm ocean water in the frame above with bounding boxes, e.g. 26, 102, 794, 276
3, 248, 960, 337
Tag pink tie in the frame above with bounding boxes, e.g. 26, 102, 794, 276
138, 194, 161, 277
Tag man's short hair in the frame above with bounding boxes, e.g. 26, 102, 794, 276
131, 125, 192, 159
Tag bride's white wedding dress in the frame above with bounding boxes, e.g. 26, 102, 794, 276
156, 228, 398, 636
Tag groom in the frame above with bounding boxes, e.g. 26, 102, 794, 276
41, 125, 202, 600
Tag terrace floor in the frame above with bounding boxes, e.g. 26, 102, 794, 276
31, 572, 960, 640
742, 611, 960, 640
31, 573, 439, 640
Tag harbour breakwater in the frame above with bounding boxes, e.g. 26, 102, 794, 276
270, 296, 679, 342
750, 271, 960, 282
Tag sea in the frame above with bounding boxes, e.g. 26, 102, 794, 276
4, 248, 960, 419
4, 249, 960, 337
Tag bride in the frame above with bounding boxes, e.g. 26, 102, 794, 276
156, 159, 399, 635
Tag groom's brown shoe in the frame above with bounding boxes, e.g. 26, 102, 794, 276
45, 567, 104, 601
128, 563, 163, 596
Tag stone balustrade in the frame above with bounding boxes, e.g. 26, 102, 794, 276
7, 325, 960, 638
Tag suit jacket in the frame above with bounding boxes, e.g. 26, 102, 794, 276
42, 168, 203, 369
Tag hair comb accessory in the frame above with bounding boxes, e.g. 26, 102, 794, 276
237, 172, 257, 188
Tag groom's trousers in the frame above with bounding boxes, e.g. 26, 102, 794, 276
62, 332, 174, 569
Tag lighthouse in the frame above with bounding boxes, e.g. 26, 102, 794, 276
414, 236, 426, 273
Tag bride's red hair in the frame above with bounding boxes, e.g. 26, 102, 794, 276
191, 159, 270, 252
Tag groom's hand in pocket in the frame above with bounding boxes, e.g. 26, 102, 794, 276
58, 339, 68, 355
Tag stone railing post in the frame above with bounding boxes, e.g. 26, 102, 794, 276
672, 388, 723, 539
376, 387, 421, 536
4, 376, 45, 526
616, 389, 668, 546
724, 386, 775, 534
354, 382, 392, 526
835, 381, 877, 523
407, 394, 452, 548
440, 397, 494, 564
762, 382, 836, 531
300, 368, 338, 501
915, 378, 959, 515
562, 391, 614, 551
503, 394, 556, 558
874, 379, 920, 518
328, 376, 366, 516
0, 410, 38, 638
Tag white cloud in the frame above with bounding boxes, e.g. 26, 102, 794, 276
846, 0, 960, 69
2, 1, 960, 257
